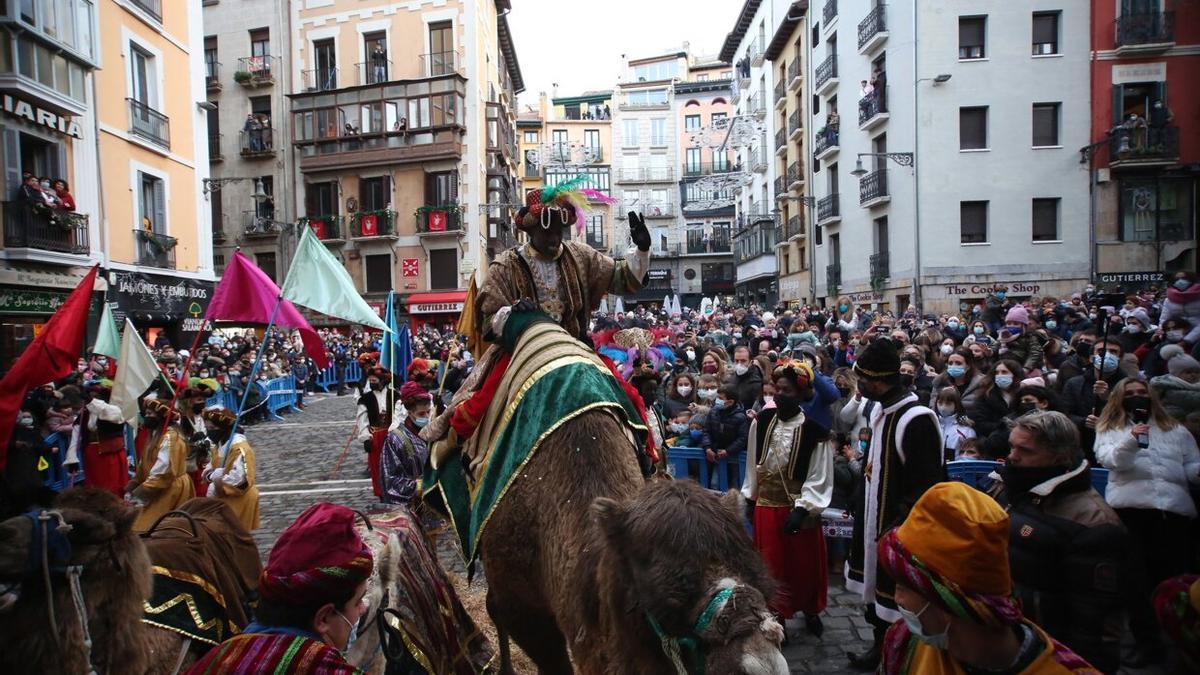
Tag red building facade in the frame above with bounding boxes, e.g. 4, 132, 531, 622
1089, 0, 1198, 283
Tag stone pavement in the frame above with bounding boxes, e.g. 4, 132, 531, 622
246, 393, 879, 672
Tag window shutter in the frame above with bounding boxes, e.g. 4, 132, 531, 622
1032, 14, 1056, 45
2, 129, 20, 195
1112, 84, 1124, 126
153, 178, 166, 234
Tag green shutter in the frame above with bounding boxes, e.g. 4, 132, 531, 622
1112, 84, 1124, 126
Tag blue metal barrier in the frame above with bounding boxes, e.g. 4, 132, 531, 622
948, 460, 1110, 498
666, 446, 747, 492
262, 375, 300, 421
41, 432, 80, 491
206, 389, 239, 410
316, 362, 363, 392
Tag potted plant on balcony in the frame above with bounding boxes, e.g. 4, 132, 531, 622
233, 70, 252, 84
352, 209, 395, 237
415, 204, 462, 233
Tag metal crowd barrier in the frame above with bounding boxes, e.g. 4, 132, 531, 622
316, 361, 363, 392
947, 459, 1109, 498
666, 446, 747, 492
261, 375, 301, 421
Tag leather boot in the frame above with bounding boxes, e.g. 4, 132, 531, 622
847, 624, 885, 671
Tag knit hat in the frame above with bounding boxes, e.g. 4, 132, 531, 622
853, 338, 900, 379
1127, 307, 1151, 329
878, 482, 1020, 626
259, 503, 373, 605
1004, 306, 1029, 325
1168, 353, 1200, 377
1161, 344, 1186, 363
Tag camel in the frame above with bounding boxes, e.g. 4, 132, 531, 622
480, 409, 789, 674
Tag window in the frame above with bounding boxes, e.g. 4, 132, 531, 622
650, 118, 666, 146
698, 73, 709, 82
363, 31, 387, 83
1112, 81, 1167, 125
204, 36, 218, 82
586, 215, 604, 245
138, 171, 166, 233
306, 181, 338, 216
1032, 12, 1060, 55
685, 114, 701, 131
685, 147, 701, 173
633, 60, 678, 82
550, 129, 568, 160
546, 168, 609, 194
359, 175, 390, 211
1032, 198, 1060, 241
584, 129, 600, 153
874, 216, 889, 254
959, 16, 986, 59
429, 248, 457, 289
428, 21, 453, 75
622, 119, 638, 147
523, 130, 538, 144
364, 253, 392, 293
424, 171, 457, 205
129, 42, 154, 105
1120, 178, 1196, 243
256, 176, 275, 220
257, 252, 276, 283
625, 89, 668, 107
249, 27, 269, 57
960, 201, 988, 243
210, 181, 222, 234
959, 106, 988, 150
1032, 103, 1060, 147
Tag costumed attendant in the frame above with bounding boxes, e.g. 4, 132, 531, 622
181, 380, 219, 496
64, 380, 127, 496
202, 406, 261, 531
128, 399, 196, 532
186, 503, 372, 674
846, 338, 945, 671
1154, 575, 1200, 672
878, 482, 1099, 674
380, 382, 432, 506
356, 366, 398, 498
741, 360, 833, 640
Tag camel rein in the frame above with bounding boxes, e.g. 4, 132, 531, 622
645, 586, 734, 675
32, 509, 98, 675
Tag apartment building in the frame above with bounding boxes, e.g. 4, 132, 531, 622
1088, 0, 1197, 287
543, 89, 614, 254
202, 0, 293, 282
288, 0, 522, 326
517, 104, 542, 200
807, 0, 1090, 314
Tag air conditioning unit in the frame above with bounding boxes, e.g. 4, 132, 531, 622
1033, 42, 1056, 55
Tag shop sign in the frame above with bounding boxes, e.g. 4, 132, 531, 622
1112, 62, 1165, 85
110, 271, 212, 325
1, 95, 83, 138
846, 291, 884, 303
411, 302, 464, 314
647, 269, 671, 281
0, 287, 102, 315
943, 282, 1043, 297
1095, 271, 1164, 284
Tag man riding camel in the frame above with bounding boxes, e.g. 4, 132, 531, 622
422, 177, 652, 462
128, 398, 195, 532
202, 406, 261, 531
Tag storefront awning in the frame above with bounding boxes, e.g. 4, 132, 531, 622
405, 291, 467, 314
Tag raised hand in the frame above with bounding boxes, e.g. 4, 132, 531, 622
628, 211, 651, 252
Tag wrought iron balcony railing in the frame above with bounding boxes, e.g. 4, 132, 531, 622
823, 0, 838, 25
815, 53, 838, 91
415, 206, 463, 234
350, 209, 398, 238
826, 262, 841, 289
128, 98, 170, 149
208, 134, 222, 161
818, 193, 840, 222
300, 215, 344, 241
357, 60, 393, 85
135, 229, 176, 269
814, 126, 839, 156
787, 161, 802, 186
1109, 125, 1180, 166
870, 251, 890, 281
3, 202, 89, 254
239, 128, 275, 156
859, 88, 888, 125
1116, 11, 1174, 47
301, 68, 339, 91
236, 55, 275, 84
859, 169, 888, 205
857, 4, 886, 50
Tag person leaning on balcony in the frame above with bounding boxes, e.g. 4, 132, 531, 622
17, 173, 44, 208
1148, 99, 1173, 146
244, 113, 262, 151
371, 42, 387, 83
52, 180, 75, 212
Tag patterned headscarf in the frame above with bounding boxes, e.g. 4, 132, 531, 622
771, 360, 814, 389
258, 503, 373, 605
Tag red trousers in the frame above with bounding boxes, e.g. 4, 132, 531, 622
753, 504, 828, 618
82, 441, 128, 497
368, 428, 389, 498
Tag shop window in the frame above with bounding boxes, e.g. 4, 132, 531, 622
429, 248, 457, 289
364, 253, 391, 293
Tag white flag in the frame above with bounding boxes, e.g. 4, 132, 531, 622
111, 318, 162, 423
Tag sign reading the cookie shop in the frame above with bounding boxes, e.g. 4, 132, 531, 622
943, 282, 1043, 297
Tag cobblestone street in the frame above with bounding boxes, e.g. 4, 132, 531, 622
244, 393, 883, 673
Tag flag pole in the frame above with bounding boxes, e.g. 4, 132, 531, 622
225, 296, 283, 448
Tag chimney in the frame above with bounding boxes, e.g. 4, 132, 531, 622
551, 82, 559, 100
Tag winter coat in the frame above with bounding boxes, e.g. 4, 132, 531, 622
937, 413, 977, 460
968, 386, 1013, 442
1060, 369, 1123, 460
838, 395, 874, 444
1095, 422, 1200, 517
999, 332, 1044, 372
727, 365, 763, 411
930, 371, 986, 411
1150, 374, 1200, 423
988, 463, 1127, 674
705, 402, 749, 456
801, 372, 841, 430
1161, 286, 1200, 344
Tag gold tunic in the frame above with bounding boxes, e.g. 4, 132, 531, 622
133, 426, 196, 532
210, 436, 260, 531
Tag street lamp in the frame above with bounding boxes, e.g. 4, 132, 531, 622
850, 152, 915, 177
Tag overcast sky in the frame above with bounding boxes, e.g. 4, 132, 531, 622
507, 0, 742, 112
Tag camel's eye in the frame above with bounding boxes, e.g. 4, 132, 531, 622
716, 614, 731, 635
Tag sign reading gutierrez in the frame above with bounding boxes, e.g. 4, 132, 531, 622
411, 302, 464, 314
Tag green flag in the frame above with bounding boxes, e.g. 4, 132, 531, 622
92, 302, 121, 359
281, 226, 389, 331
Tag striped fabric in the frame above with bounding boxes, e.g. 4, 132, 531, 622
187, 633, 364, 674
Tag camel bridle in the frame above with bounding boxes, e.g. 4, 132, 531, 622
645, 585, 736, 675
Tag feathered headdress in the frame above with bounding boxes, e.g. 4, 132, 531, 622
518, 174, 617, 236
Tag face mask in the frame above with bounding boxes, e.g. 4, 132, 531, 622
1092, 353, 1119, 373
670, 423, 688, 434
97, 358, 108, 366
898, 602, 949, 650
1045, 320, 1057, 330
996, 292, 1006, 300
689, 428, 704, 440
836, 386, 850, 397
994, 374, 1013, 390
1167, 330, 1184, 342
946, 365, 967, 379
1005, 325, 1023, 336
715, 398, 732, 411
191, 403, 204, 414
973, 326, 985, 336
734, 363, 749, 376
1123, 395, 1150, 414
857, 381, 878, 401
1124, 324, 1142, 334
1174, 279, 1191, 291
999, 463, 1068, 496
676, 385, 693, 397
336, 610, 359, 653
937, 404, 956, 417
199, 371, 210, 378
761, 395, 774, 406
1089, 313, 1097, 321
685, 349, 696, 361
939, 344, 954, 356
1018, 400, 1038, 415
858, 439, 869, 451
698, 388, 717, 400
947, 320, 959, 330
774, 393, 801, 418
370, 381, 384, 391
972, 307, 981, 315
900, 373, 915, 388
838, 304, 849, 313
17, 414, 34, 429
733, 332, 743, 339
702, 364, 718, 374
412, 415, 430, 428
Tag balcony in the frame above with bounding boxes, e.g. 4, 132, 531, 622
3, 202, 89, 256
135, 230, 177, 269
300, 215, 344, 243
1109, 126, 1180, 169
813, 126, 839, 160
128, 98, 170, 150
130, 0, 161, 22
751, 145, 768, 173
415, 206, 463, 236
784, 213, 805, 240
817, 193, 840, 224
788, 109, 803, 141
787, 57, 803, 92
748, 37, 764, 67
826, 263, 841, 290
652, 243, 683, 259
641, 203, 675, 219
747, 92, 766, 119
774, 176, 787, 201
235, 56, 276, 87
787, 161, 803, 190
857, 4, 888, 54
775, 129, 788, 156
774, 80, 787, 110
420, 51, 463, 78
239, 128, 275, 158
815, 54, 838, 96
681, 161, 735, 177
824, 0, 839, 25
616, 167, 675, 183
301, 68, 340, 92
357, 60, 393, 86
858, 89, 888, 130
870, 251, 889, 282
1115, 12, 1175, 55
687, 233, 732, 254
859, 168, 890, 207
349, 210, 398, 239
208, 134, 223, 162
206, 62, 222, 92
242, 211, 283, 239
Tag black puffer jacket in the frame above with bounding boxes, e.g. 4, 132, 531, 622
989, 464, 1127, 674
705, 403, 749, 456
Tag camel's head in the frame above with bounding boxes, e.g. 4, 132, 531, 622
0, 488, 141, 612
592, 481, 787, 675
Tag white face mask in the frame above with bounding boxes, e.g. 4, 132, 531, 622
734, 363, 749, 376
939, 344, 954, 355
685, 349, 696, 361
676, 385, 693, 397
937, 404, 956, 417
898, 602, 949, 650
698, 388, 717, 400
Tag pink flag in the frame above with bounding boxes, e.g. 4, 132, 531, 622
206, 251, 330, 368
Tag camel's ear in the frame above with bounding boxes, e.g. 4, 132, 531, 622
63, 508, 117, 545
114, 503, 139, 535
720, 490, 745, 523
591, 497, 628, 547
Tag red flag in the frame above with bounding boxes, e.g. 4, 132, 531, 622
359, 214, 378, 237
0, 265, 99, 468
